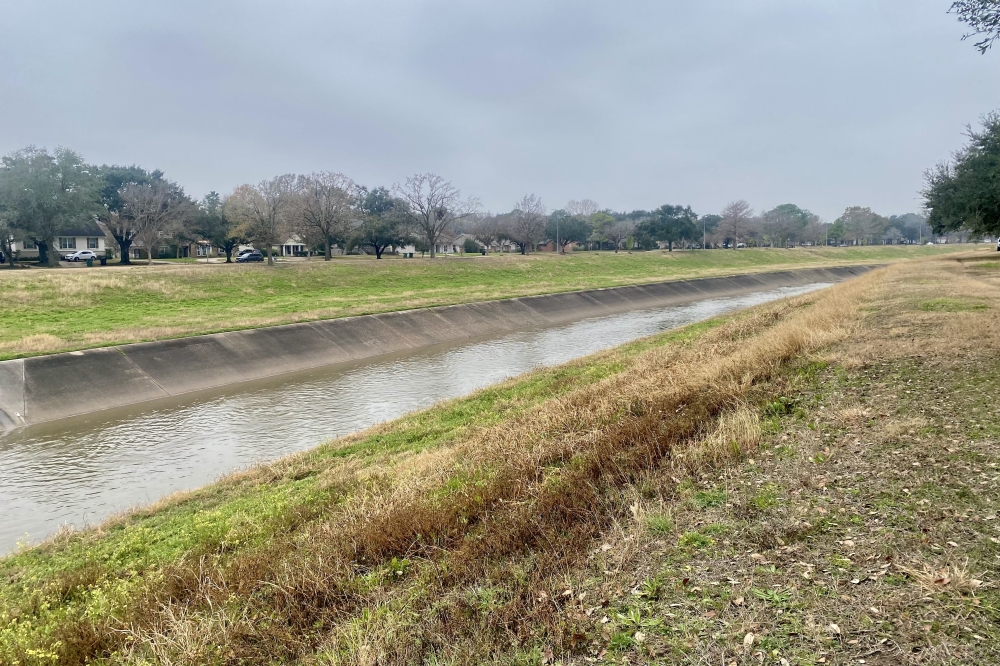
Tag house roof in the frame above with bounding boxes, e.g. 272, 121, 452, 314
58, 223, 107, 237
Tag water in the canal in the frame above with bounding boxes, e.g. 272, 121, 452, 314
0, 283, 830, 553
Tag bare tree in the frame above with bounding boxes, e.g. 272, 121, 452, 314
719, 200, 754, 248
296, 172, 356, 260
469, 213, 505, 252
119, 181, 193, 265
508, 194, 547, 255
393, 173, 479, 258
225, 174, 297, 266
607, 218, 637, 253
566, 199, 599, 218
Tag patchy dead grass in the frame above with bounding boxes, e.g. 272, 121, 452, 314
4, 255, 1000, 665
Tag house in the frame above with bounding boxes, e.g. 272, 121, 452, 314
10, 223, 109, 260
9, 238, 38, 259
537, 239, 578, 252
398, 232, 481, 256
279, 236, 309, 257
452, 233, 484, 252
54, 225, 109, 257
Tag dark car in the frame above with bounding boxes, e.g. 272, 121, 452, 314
236, 250, 264, 263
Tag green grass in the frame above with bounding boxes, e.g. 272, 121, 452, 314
919, 297, 990, 312
0, 244, 972, 360
0, 315, 723, 662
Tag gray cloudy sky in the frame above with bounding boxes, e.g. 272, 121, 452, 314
1, 1, 997, 220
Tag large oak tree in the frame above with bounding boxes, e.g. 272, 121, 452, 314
0, 147, 100, 266
924, 113, 1000, 236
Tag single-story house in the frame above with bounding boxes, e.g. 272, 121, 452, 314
55, 225, 109, 257
10, 223, 109, 259
398, 232, 479, 256
280, 236, 309, 257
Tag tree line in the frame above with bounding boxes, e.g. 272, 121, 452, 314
468, 197, 932, 255
0, 148, 481, 267
0, 144, 936, 270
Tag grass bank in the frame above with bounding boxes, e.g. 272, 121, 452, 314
0, 244, 973, 360
3, 253, 999, 665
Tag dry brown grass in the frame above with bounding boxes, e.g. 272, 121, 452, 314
485, 256, 1000, 665
50, 266, 874, 665
11, 255, 1000, 665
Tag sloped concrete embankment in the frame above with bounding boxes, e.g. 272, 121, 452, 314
0, 266, 875, 429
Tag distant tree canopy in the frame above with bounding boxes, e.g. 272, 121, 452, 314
924, 113, 1000, 236
352, 186, 410, 259
637, 205, 698, 251
700, 214, 722, 236
193, 191, 242, 262
888, 214, 931, 243
951, 0, 1000, 53
546, 210, 591, 251
759, 204, 818, 247
834, 206, 888, 244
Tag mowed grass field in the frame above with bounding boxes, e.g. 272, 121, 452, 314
0, 244, 978, 360
3, 253, 1000, 664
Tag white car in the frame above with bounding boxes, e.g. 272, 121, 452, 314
64, 250, 98, 262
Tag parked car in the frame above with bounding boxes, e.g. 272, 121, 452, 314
63, 250, 98, 262
236, 250, 264, 262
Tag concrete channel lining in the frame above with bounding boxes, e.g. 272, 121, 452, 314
0, 265, 876, 429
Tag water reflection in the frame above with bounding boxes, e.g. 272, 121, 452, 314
0, 283, 829, 553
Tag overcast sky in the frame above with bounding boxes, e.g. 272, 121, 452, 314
1, 1, 997, 221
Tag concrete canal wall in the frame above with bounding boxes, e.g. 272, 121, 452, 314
0, 265, 877, 429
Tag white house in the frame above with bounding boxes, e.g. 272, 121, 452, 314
55, 225, 108, 256
10, 223, 109, 259
398, 232, 481, 256
279, 236, 308, 257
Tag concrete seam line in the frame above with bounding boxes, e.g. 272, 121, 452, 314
117, 347, 171, 397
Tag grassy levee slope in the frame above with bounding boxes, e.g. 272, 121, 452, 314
0, 244, 972, 360
3, 253, 1000, 665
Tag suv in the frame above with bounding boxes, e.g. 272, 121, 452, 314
236, 250, 264, 262
64, 250, 98, 262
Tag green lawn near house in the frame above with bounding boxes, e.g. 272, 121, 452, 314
0, 244, 977, 360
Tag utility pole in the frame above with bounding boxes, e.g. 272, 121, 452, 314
556, 216, 560, 254
702, 217, 706, 249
